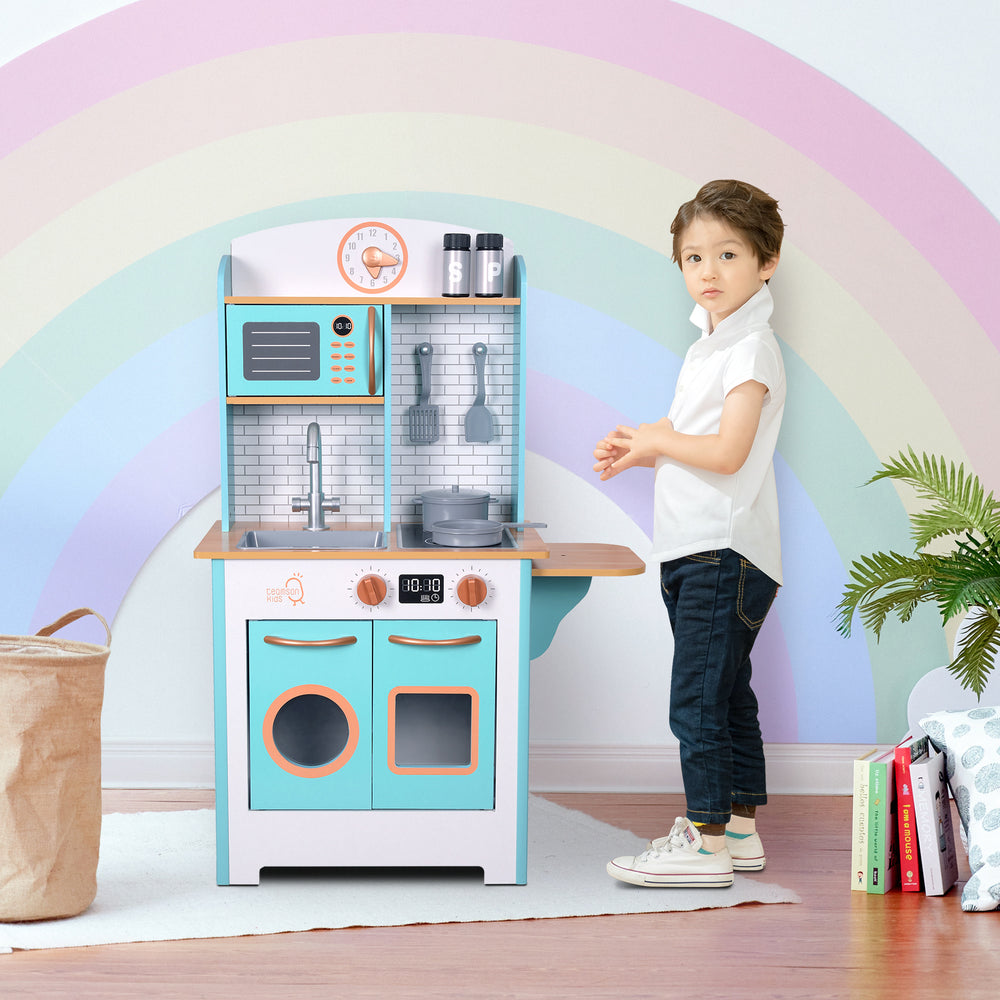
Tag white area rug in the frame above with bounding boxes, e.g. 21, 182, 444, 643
1, 797, 799, 952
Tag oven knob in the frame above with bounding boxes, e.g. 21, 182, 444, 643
456, 574, 488, 608
356, 574, 388, 606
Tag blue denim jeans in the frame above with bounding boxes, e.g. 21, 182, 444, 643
660, 549, 779, 826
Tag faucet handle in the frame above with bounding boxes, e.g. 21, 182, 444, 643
291, 496, 307, 512
322, 496, 341, 513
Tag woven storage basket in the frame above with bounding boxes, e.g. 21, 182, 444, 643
0, 609, 110, 921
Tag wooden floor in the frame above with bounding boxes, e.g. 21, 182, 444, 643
2, 790, 996, 998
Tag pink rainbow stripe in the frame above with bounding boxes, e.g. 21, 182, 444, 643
1, 0, 995, 346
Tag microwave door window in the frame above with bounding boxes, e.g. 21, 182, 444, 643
243, 322, 321, 381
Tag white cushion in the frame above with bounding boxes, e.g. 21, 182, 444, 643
920, 707, 1000, 911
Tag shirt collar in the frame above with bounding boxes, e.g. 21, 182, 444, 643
689, 283, 774, 342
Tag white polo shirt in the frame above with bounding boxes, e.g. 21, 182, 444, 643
650, 284, 785, 585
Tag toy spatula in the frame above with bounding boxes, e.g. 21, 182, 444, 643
408, 342, 440, 444
464, 342, 495, 443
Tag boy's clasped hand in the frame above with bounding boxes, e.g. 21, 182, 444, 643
593, 418, 674, 480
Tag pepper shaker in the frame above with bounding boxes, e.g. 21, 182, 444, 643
475, 233, 504, 297
441, 232, 471, 296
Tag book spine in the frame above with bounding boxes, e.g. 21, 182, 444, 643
911, 752, 959, 897
851, 755, 872, 891
894, 745, 922, 892
867, 760, 887, 893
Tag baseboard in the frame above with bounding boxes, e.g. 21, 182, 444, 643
102, 739, 879, 794
527, 741, 883, 796
102, 739, 216, 789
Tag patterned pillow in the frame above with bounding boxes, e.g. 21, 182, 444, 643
920, 707, 1000, 912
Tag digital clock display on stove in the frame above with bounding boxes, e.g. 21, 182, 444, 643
398, 573, 444, 604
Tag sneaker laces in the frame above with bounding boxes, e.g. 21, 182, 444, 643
638, 817, 692, 859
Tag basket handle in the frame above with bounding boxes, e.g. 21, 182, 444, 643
36, 608, 111, 647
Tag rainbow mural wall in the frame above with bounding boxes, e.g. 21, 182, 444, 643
2, 1, 996, 752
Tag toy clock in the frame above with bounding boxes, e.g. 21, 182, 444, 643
337, 222, 408, 293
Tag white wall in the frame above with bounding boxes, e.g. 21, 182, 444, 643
5, 1, 997, 791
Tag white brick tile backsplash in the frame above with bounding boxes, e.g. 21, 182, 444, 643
227, 305, 518, 523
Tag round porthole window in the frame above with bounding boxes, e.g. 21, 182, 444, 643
262, 685, 359, 777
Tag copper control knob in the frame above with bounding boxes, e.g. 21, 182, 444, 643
356, 574, 388, 607
456, 575, 488, 608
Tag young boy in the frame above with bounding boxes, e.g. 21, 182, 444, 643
593, 179, 785, 887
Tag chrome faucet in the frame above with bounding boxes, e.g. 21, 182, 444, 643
292, 422, 340, 531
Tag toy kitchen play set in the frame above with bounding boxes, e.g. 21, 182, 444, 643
195, 219, 642, 886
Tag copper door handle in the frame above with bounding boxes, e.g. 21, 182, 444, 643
386, 635, 482, 647
368, 305, 377, 396
263, 635, 359, 648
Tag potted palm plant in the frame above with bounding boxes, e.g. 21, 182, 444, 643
836, 448, 1000, 697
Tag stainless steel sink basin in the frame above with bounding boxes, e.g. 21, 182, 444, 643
237, 529, 386, 551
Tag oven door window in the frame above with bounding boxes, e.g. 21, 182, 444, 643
388, 688, 478, 773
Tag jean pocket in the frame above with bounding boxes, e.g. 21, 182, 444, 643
736, 558, 778, 630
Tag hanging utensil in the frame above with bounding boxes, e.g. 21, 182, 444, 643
464, 342, 495, 443
408, 342, 440, 444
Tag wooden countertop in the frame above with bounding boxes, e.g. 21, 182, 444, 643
193, 522, 644, 578
530, 542, 644, 578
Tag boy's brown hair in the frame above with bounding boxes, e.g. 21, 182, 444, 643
670, 179, 784, 268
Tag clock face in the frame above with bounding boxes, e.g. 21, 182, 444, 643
337, 222, 408, 293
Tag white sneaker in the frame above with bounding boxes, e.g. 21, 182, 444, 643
607, 817, 734, 888
726, 830, 766, 871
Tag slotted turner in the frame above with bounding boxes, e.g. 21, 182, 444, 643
464, 342, 495, 443
408, 342, 440, 444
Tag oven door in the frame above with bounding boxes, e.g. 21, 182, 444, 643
371, 620, 496, 810
225, 303, 384, 398
248, 620, 374, 810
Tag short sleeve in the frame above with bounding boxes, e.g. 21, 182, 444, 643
722, 335, 783, 398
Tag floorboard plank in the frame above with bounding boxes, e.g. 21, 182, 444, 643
1, 791, 993, 998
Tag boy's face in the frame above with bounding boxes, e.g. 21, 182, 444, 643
677, 216, 778, 327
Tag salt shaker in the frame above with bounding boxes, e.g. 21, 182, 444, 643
475, 233, 504, 296
442, 232, 471, 296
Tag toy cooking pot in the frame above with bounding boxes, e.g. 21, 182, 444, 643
414, 485, 496, 532
428, 519, 546, 547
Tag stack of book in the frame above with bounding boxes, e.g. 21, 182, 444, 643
851, 733, 958, 895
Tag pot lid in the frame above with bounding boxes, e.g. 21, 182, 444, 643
420, 485, 491, 502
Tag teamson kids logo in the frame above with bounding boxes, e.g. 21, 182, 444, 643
266, 572, 305, 605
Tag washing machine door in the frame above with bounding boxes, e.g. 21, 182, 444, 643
248, 620, 373, 810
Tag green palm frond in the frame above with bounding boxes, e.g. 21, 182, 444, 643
868, 447, 1000, 547
836, 550, 941, 638
839, 449, 1000, 696
948, 609, 1000, 698
933, 537, 1000, 621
